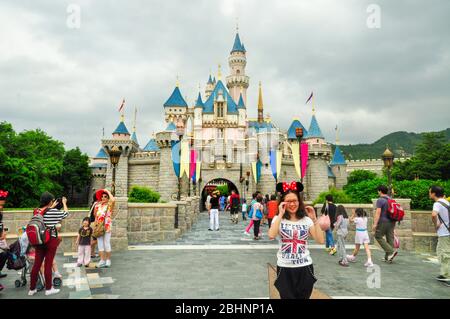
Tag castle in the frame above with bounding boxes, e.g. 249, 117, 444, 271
89, 30, 349, 204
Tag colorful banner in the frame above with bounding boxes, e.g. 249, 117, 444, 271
195, 161, 202, 183
190, 149, 197, 181
269, 150, 283, 181
251, 162, 257, 184
252, 160, 262, 184
171, 140, 180, 178
301, 143, 309, 178
179, 139, 190, 178
291, 142, 301, 178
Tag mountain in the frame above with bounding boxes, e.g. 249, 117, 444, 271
334, 128, 450, 160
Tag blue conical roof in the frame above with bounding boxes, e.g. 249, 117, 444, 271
207, 75, 213, 84
113, 121, 130, 135
305, 115, 324, 139
237, 93, 245, 109
131, 131, 139, 145
195, 92, 204, 108
287, 119, 308, 139
163, 86, 188, 107
203, 80, 238, 114
143, 139, 160, 152
231, 33, 246, 54
95, 147, 108, 159
330, 145, 346, 165
165, 122, 176, 131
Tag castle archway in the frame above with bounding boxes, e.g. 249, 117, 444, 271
200, 178, 239, 211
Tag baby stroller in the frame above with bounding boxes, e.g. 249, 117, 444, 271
7, 232, 62, 290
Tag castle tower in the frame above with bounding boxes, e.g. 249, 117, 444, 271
194, 90, 204, 141
226, 30, 249, 105
163, 82, 188, 125
330, 127, 348, 190
257, 81, 264, 123
131, 107, 139, 148
304, 112, 331, 201
205, 75, 214, 99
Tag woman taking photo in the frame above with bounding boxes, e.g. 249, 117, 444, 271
268, 181, 325, 299
93, 189, 115, 268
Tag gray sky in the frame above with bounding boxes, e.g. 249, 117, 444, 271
1, 0, 449, 156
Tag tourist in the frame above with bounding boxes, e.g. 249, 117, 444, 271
334, 205, 350, 267
93, 189, 115, 268
209, 191, 220, 231
267, 194, 278, 228
230, 190, 240, 224
373, 185, 397, 263
243, 192, 259, 236
0, 189, 8, 291
89, 193, 99, 259
268, 181, 324, 299
219, 195, 226, 212
321, 195, 337, 255
205, 192, 212, 212
241, 199, 248, 221
251, 196, 264, 240
347, 208, 373, 267
29, 192, 69, 296
76, 217, 93, 267
429, 185, 450, 285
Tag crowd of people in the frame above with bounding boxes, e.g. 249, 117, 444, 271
0, 181, 448, 299
0, 187, 116, 296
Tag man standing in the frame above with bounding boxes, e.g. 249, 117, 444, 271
429, 185, 450, 286
209, 191, 220, 231
230, 190, 241, 224
373, 185, 397, 263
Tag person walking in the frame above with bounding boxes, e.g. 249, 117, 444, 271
241, 199, 248, 221
230, 190, 241, 224
251, 197, 264, 240
244, 192, 259, 236
209, 191, 220, 231
347, 208, 373, 267
267, 194, 278, 228
268, 181, 324, 299
373, 185, 398, 263
334, 205, 350, 267
29, 192, 69, 296
321, 195, 337, 255
429, 185, 450, 286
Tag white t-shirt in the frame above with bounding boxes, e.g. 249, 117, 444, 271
433, 199, 450, 237
242, 203, 247, 212
354, 217, 368, 230
274, 215, 314, 268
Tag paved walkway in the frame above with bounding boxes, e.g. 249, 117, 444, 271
1, 211, 448, 299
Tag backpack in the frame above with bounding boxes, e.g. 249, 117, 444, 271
383, 197, 405, 223
436, 201, 450, 233
26, 208, 51, 247
248, 205, 254, 218
255, 208, 263, 220
231, 196, 239, 208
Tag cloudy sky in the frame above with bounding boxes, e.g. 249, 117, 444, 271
1, 0, 449, 156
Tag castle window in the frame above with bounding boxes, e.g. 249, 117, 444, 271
217, 102, 224, 118
237, 69, 240, 75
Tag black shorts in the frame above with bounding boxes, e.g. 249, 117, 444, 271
275, 264, 317, 299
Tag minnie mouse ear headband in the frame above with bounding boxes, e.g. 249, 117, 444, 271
0, 190, 9, 200
276, 181, 304, 195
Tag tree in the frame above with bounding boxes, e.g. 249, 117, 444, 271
61, 147, 91, 202
345, 170, 378, 187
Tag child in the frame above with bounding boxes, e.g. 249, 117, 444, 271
241, 200, 248, 221
76, 217, 93, 267
334, 205, 350, 267
347, 208, 373, 267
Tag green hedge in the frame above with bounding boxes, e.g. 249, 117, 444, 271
312, 187, 353, 206
128, 186, 161, 203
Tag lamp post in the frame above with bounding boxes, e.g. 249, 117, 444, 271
107, 145, 122, 196
382, 146, 394, 197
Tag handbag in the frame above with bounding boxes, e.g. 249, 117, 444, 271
92, 220, 105, 238
318, 214, 331, 231
255, 209, 263, 220
393, 231, 400, 249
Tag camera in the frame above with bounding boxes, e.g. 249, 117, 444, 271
54, 198, 63, 210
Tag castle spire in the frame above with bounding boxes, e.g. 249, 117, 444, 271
335, 125, 339, 145
258, 81, 264, 123
217, 64, 222, 81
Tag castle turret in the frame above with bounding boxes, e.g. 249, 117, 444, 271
163, 82, 188, 125
226, 31, 249, 105
112, 115, 131, 140
330, 127, 348, 189
205, 75, 214, 99
257, 82, 264, 123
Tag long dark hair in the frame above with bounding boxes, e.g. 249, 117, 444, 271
336, 205, 348, 219
279, 191, 306, 220
355, 208, 367, 217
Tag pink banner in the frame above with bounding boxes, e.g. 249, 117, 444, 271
301, 143, 308, 178
190, 150, 197, 180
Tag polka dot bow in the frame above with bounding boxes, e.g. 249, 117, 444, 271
0, 190, 9, 199
282, 181, 298, 193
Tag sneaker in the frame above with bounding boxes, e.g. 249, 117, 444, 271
96, 260, 106, 268
387, 250, 398, 262
346, 255, 356, 262
244, 231, 250, 236
208, 229, 213, 231
28, 289, 37, 296
45, 288, 60, 296
105, 260, 111, 267
329, 248, 337, 255
338, 261, 349, 267
435, 275, 450, 282
364, 260, 374, 267
53, 271, 62, 278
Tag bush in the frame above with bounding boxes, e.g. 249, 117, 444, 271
344, 178, 387, 204
393, 179, 450, 210
345, 170, 378, 187
128, 186, 161, 203
216, 185, 229, 196
312, 187, 353, 206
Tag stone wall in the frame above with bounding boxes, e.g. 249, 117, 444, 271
128, 161, 159, 191
411, 211, 437, 253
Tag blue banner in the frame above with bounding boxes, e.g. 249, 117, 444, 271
171, 140, 180, 178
